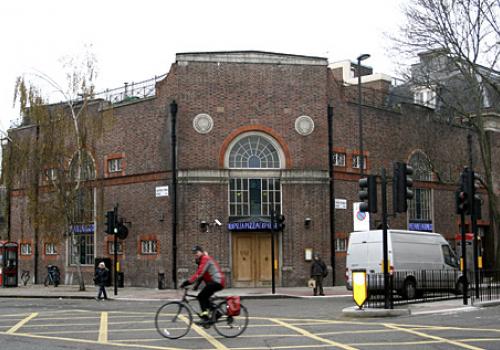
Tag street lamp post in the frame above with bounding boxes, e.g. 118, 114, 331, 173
357, 54, 370, 176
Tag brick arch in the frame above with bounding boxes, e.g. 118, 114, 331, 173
218, 125, 292, 169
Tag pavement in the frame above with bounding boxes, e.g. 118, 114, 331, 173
1, 284, 499, 317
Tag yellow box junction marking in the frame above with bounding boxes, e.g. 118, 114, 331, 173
181, 313, 229, 350
6, 313, 38, 334
383, 323, 486, 350
98, 312, 108, 343
271, 318, 358, 350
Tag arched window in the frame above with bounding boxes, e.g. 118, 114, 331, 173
228, 134, 282, 169
226, 133, 284, 217
408, 151, 433, 228
410, 151, 432, 182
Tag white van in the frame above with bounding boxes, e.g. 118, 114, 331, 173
345, 230, 464, 299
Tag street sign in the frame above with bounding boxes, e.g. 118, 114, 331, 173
335, 198, 347, 209
352, 269, 368, 308
155, 186, 169, 197
353, 202, 370, 231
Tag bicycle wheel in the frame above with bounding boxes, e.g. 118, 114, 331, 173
155, 301, 192, 339
212, 300, 249, 338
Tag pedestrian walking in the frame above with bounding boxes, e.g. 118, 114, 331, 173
94, 262, 110, 301
310, 253, 327, 296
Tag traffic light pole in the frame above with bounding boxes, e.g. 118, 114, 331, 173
471, 192, 480, 299
381, 168, 392, 309
460, 210, 468, 305
113, 205, 118, 296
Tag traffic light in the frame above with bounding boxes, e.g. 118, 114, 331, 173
461, 167, 482, 216
393, 162, 414, 213
116, 219, 129, 240
455, 190, 469, 214
105, 210, 116, 234
277, 214, 285, 231
358, 175, 377, 213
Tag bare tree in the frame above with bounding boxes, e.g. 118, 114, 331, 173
7, 49, 109, 290
391, 0, 500, 268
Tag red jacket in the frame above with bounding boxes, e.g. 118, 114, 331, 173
188, 255, 225, 287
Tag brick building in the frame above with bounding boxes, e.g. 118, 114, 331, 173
5, 51, 495, 288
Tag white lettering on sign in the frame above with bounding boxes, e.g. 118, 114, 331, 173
335, 199, 347, 209
155, 186, 169, 197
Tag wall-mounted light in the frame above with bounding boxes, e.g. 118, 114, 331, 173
305, 217, 312, 227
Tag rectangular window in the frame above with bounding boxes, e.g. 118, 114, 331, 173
45, 243, 57, 255
352, 155, 367, 169
20, 243, 32, 255
333, 153, 346, 167
141, 240, 157, 254
45, 168, 58, 181
107, 241, 123, 255
229, 178, 281, 217
409, 188, 432, 220
69, 233, 95, 265
108, 158, 122, 173
335, 238, 347, 252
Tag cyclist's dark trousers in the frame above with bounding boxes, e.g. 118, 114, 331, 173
198, 282, 223, 312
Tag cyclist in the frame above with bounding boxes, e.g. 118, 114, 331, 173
180, 245, 225, 322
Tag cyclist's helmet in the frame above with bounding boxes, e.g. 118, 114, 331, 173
192, 245, 204, 253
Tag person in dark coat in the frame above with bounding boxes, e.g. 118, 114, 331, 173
310, 253, 327, 296
94, 262, 110, 301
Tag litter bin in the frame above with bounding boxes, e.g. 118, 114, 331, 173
158, 273, 166, 290
117, 272, 124, 288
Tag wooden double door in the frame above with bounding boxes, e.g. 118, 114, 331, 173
232, 233, 279, 287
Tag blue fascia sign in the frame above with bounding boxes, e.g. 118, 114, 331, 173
70, 224, 95, 233
228, 221, 280, 231
408, 222, 433, 232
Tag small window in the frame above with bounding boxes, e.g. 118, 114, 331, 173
333, 153, 346, 167
141, 240, 157, 255
108, 241, 124, 255
335, 238, 347, 252
352, 155, 367, 169
45, 168, 58, 181
45, 243, 57, 255
108, 158, 122, 173
20, 243, 32, 256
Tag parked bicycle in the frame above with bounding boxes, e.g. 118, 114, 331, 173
20, 270, 30, 286
44, 265, 60, 287
155, 287, 249, 339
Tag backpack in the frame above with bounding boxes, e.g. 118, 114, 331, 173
226, 296, 241, 316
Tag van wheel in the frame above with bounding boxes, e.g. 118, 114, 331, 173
402, 279, 417, 300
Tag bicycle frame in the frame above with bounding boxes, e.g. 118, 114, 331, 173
178, 288, 220, 320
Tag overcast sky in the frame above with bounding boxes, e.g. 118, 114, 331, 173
0, 0, 408, 134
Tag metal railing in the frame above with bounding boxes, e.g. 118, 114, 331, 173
365, 270, 466, 308
365, 269, 500, 308
470, 270, 500, 305
93, 74, 167, 105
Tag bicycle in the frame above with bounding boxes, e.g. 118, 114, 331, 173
43, 265, 60, 287
155, 287, 249, 339
21, 270, 30, 286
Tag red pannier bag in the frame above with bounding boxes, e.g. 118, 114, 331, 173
226, 296, 241, 316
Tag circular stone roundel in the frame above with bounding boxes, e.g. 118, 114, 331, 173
295, 115, 315, 136
193, 113, 214, 134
